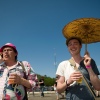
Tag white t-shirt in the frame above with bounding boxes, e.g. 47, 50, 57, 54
56, 60, 76, 85
56, 59, 99, 100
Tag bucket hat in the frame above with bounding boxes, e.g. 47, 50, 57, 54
0, 43, 18, 54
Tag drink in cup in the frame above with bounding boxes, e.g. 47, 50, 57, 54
8, 79, 15, 84
77, 77, 82, 84
8, 72, 16, 84
76, 70, 82, 84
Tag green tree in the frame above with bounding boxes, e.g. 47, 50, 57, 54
37, 74, 55, 86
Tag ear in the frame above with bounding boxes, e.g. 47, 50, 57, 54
80, 44, 82, 49
14, 52, 18, 56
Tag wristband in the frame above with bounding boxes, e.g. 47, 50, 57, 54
86, 65, 91, 69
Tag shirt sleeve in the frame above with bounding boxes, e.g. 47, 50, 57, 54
22, 61, 38, 89
91, 59, 100, 75
56, 61, 65, 76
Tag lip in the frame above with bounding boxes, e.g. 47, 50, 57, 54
70, 48, 77, 51
71, 49, 76, 51
4, 55, 9, 58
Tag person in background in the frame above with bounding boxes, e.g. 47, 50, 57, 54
0, 43, 38, 100
56, 37, 100, 100
39, 76, 45, 97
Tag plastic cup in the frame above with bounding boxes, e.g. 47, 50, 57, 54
77, 77, 82, 84
8, 79, 15, 84
8, 73, 16, 84
76, 70, 82, 84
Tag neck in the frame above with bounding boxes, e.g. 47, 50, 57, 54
5, 61, 17, 67
71, 55, 83, 64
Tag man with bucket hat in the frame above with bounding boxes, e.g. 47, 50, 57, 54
0, 43, 38, 100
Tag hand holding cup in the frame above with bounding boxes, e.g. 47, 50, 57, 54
8, 73, 22, 84
68, 71, 83, 84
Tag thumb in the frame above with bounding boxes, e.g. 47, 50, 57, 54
84, 51, 90, 56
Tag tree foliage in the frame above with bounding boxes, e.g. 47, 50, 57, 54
37, 74, 56, 86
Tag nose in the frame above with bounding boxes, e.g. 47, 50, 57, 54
70, 43, 75, 47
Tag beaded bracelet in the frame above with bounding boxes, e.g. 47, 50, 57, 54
86, 65, 91, 69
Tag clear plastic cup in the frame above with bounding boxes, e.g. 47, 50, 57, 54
76, 70, 82, 84
77, 77, 82, 84
8, 72, 16, 84
8, 79, 15, 84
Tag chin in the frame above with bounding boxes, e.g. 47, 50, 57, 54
71, 52, 76, 55
3, 59, 8, 61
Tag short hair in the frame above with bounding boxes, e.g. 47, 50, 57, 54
66, 37, 82, 46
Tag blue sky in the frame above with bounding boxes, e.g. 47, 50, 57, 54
0, 0, 100, 78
